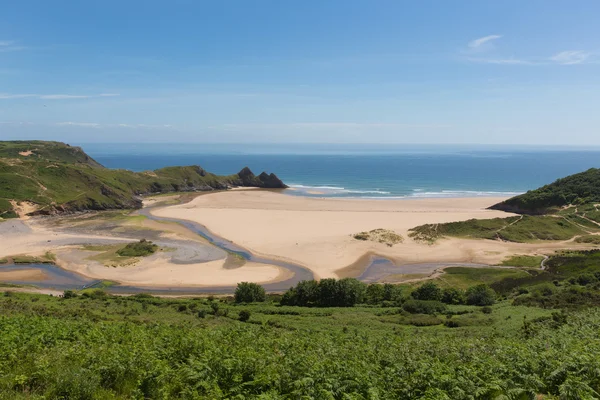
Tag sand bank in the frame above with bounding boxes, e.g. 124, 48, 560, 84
153, 190, 589, 279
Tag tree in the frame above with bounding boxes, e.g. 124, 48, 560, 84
317, 278, 339, 307
466, 284, 496, 306
412, 282, 442, 301
234, 282, 266, 303
441, 287, 465, 305
366, 284, 385, 304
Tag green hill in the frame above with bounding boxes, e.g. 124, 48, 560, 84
0, 141, 287, 218
489, 168, 600, 215
409, 168, 600, 244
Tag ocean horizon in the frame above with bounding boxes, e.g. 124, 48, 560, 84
79, 143, 600, 199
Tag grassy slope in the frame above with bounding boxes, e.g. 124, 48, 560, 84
490, 168, 600, 214
0, 141, 286, 217
2, 289, 600, 399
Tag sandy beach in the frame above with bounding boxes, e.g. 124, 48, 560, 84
2, 190, 595, 288
152, 190, 566, 279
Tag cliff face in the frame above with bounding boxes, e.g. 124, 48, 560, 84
0, 141, 287, 218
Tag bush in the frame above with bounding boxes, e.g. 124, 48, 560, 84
197, 309, 207, 318
234, 282, 266, 303
481, 306, 493, 314
238, 310, 251, 322
466, 284, 496, 306
402, 300, 447, 315
63, 290, 78, 299
441, 287, 465, 305
412, 282, 442, 301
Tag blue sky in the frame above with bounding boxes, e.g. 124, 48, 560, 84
1, 0, 599, 144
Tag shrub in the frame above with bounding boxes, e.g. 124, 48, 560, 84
411, 282, 442, 301
402, 300, 447, 315
466, 284, 496, 306
441, 287, 465, 305
238, 310, 251, 322
481, 306, 493, 314
234, 282, 266, 303
63, 290, 78, 299
197, 309, 207, 318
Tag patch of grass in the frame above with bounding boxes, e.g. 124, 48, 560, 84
433, 267, 531, 290
116, 239, 158, 257
575, 235, 600, 245
7, 252, 56, 264
500, 255, 544, 268
409, 215, 587, 244
352, 229, 403, 246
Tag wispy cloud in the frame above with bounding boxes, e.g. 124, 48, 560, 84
467, 57, 534, 65
550, 50, 591, 65
0, 40, 26, 52
0, 93, 120, 100
468, 35, 502, 49
215, 122, 451, 130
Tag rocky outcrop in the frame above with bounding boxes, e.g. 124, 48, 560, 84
236, 167, 288, 189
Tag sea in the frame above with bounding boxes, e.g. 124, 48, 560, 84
79, 143, 600, 199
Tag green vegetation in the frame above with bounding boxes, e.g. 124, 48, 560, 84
352, 228, 403, 246
234, 282, 266, 303
409, 169, 600, 244
116, 239, 158, 257
2, 248, 600, 398
500, 254, 545, 268
0, 140, 287, 217
2, 252, 56, 264
409, 215, 590, 243
2, 286, 600, 398
575, 234, 600, 244
435, 267, 532, 289
490, 168, 600, 214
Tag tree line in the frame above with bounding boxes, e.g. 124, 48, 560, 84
235, 279, 496, 307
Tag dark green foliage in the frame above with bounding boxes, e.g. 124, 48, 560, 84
466, 284, 496, 306
62, 290, 77, 299
238, 310, 251, 322
490, 168, 600, 214
481, 306, 493, 314
411, 282, 442, 301
402, 300, 447, 315
441, 287, 466, 304
116, 239, 158, 257
234, 282, 266, 303
281, 278, 366, 307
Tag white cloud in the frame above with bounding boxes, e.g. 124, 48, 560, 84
467, 57, 534, 65
0, 40, 26, 52
0, 93, 120, 100
468, 35, 502, 49
550, 50, 591, 65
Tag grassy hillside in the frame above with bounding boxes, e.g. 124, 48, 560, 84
3, 247, 600, 398
490, 168, 600, 214
0, 141, 287, 218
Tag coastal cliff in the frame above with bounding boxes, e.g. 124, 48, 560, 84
0, 141, 287, 218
